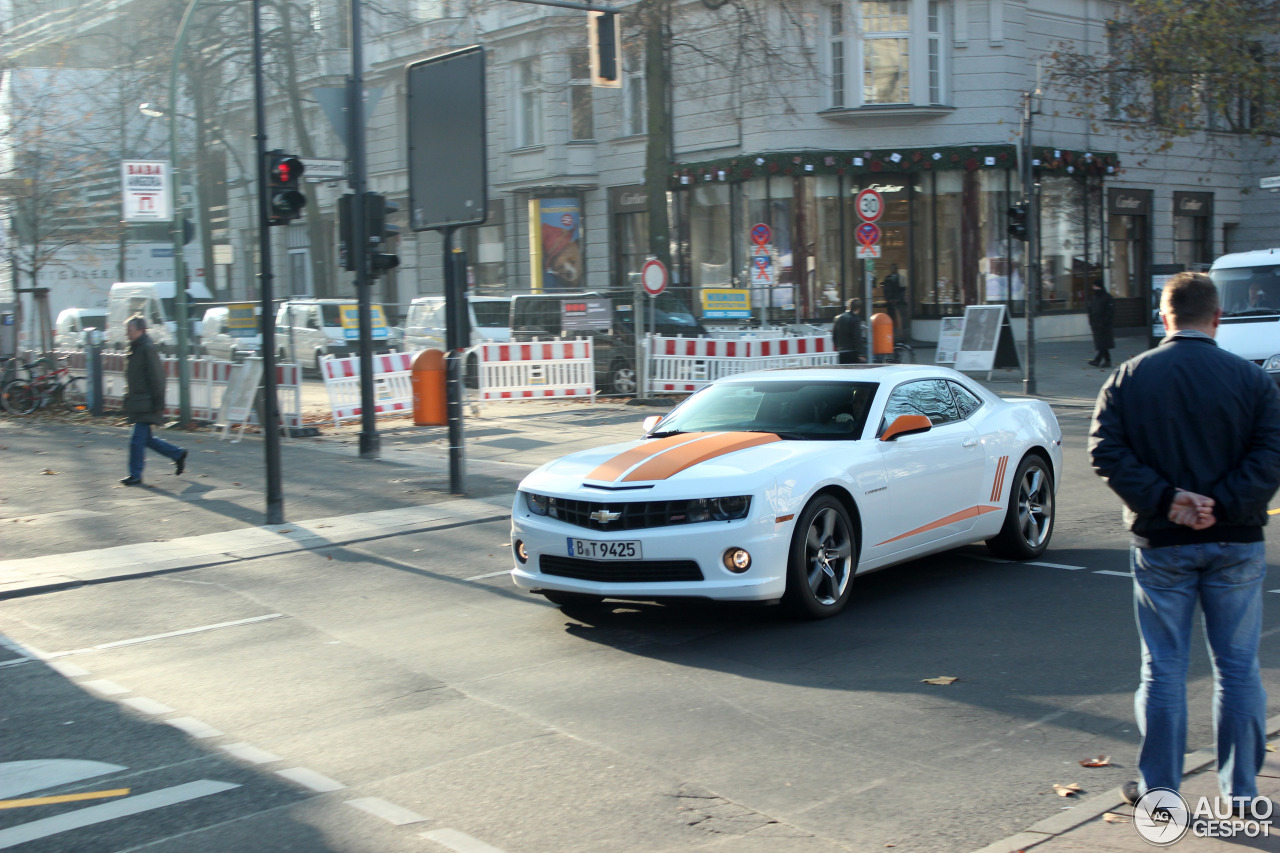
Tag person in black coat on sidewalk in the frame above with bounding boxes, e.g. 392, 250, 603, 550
1087, 281, 1115, 367
831, 298, 865, 364
121, 316, 187, 486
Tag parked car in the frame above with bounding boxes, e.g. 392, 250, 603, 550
54, 308, 108, 350
509, 290, 706, 395
403, 295, 512, 386
200, 304, 262, 362
511, 364, 1062, 618
1209, 248, 1280, 384
274, 299, 394, 373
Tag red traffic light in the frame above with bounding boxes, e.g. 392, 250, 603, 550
267, 151, 305, 189
266, 150, 307, 225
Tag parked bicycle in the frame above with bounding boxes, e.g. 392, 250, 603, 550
1, 359, 85, 415
0, 355, 52, 389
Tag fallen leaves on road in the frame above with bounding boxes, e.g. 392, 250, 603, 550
1268, 743, 1277, 753
1103, 812, 1131, 824
921, 676, 958, 685
1054, 783, 1085, 797
39, 468, 58, 475
1079, 755, 1111, 767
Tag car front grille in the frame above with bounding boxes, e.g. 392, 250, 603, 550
540, 555, 705, 583
549, 497, 745, 531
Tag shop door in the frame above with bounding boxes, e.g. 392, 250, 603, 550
1107, 188, 1152, 331
860, 182, 911, 341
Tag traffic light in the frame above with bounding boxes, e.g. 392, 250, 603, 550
366, 193, 400, 275
266, 150, 307, 226
589, 11, 620, 88
1007, 203, 1028, 242
338, 193, 356, 272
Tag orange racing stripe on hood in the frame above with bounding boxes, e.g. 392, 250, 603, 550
585, 432, 720, 482
622, 432, 781, 482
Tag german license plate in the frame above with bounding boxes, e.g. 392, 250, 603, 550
567, 537, 643, 560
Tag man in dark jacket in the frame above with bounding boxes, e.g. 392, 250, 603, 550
1086, 280, 1115, 367
1089, 272, 1280, 813
831, 298, 864, 364
122, 316, 187, 486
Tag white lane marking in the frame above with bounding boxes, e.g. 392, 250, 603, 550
275, 767, 345, 793
0, 780, 239, 849
92, 614, 285, 650
1095, 570, 1134, 577
120, 697, 176, 716
420, 828, 511, 853
345, 797, 430, 825
1269, 589, 1280, 595
164, 717, 224, 739
48, 661, 89, 678
1026, 561, 1087, 570
0, 659, 33, 670
0, 760, 125, 799
82, 679, 130, 697
220, 743, 282, 765
464, 570, 511, 581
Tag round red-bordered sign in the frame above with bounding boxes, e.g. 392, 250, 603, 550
855, 189, 884, 222
641, 258, 668, 297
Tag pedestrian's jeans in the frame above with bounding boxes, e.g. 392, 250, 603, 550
1132, 541, 1268, 800
129, 423, 183, 479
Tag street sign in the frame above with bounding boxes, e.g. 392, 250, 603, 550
640, 258, 668, 297
855, 222, 881, 247
299, 157, 347, 182
121, 160, 171, 222
856, 244, 882, 259
750, 254, 774, 286
855, 188, 884, 223
750, 223, 772, 249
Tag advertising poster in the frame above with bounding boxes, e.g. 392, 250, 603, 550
529, 198, 582, 292
702, 289, 752, 319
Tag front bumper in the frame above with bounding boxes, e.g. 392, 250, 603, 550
510, 501, 791, 602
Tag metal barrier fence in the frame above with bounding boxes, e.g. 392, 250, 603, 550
478, 339, 594, 401
320, 351, 416, 425
646, 335, 839, 394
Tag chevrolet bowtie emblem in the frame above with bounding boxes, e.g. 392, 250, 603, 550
589, 509, 621, 524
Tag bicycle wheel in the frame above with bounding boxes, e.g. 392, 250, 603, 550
1, 380, 39, 415
56, 377, 86, 408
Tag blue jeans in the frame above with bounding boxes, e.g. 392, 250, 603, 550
129, 423, 184, 479
1132, 541, 1268, 800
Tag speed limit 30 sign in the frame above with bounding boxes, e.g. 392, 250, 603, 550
855, 188, 884, 223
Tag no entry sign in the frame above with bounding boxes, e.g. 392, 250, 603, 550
641, 258, 668, 296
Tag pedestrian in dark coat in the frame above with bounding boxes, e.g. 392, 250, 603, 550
1087, 281, 1115, 367
831, 298, 864, 364
121, 316, 186, 486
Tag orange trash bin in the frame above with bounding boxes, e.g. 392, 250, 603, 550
870, 312, 895, 356
412, 348, 447, 426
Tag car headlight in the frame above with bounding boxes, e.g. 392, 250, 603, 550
523, 492, 558, 517
1264, 355, 1280, 372
682, 496, 751, 523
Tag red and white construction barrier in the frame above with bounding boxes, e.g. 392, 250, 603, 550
646, 335, 839, 394
320, 350, 416, 425
478, 339, 594, 401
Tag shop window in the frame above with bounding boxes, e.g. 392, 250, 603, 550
813, 175, 844, 317
1173, 192, 1213, 269
689, 184, 732, 292
615, 211, 649, 290
464, 216, 506, 296
569, 50, 594, 141
516, 58, 542, 148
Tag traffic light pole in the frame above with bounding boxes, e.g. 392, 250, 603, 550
168, 0, 202, 427
348, 0, 380, 460
1021, 88, 1039, 396
252, 0, 285, 524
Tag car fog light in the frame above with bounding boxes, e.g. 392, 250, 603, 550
722, 548, 751, 573
515, 540, 528, 564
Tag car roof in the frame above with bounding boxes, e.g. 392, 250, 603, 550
717, 364, 963, 383
1211, 249, 1280, 270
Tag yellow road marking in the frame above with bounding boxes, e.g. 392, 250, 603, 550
1270, 508, 1280, 515
0, 788, 130, 809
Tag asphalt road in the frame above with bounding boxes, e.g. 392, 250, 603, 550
2, 402, 1280, 852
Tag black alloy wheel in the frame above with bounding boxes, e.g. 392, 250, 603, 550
986, 454, 1055, 560
782, 494, 857, 619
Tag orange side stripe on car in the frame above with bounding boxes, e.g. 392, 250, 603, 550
585, 432, 719, 482
874, 505, 1004, 546
623, 432, 781, 482
990, 456, 1009, 502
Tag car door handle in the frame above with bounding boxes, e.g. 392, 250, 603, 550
962, 438, 979, 448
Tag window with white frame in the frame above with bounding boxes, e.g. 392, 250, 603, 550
623, 42, 646, 136
826, 0, 947, 108
517, 58, 543, 147
569, 50, 594, 141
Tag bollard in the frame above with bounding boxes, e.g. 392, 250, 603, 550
86, 329, 104, 416
411, 348, 447, 426
871, 312, 895, 357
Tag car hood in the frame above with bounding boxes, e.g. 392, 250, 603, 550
521, 431, 849, 494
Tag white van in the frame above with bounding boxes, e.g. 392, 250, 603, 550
274, 298, 394, 373
402, 295, 511, 386
200, 304, 262, 362
105, 281, 214, 353
54, 308, 108, 350
1208, 249, 1280, 383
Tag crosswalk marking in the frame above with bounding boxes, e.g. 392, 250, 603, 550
421, 828, 511, 853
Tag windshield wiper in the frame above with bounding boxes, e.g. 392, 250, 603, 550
646, 429, 685, 438
747, 429, 808, 440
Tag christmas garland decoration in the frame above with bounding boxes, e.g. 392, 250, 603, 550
667, 144, 1121, 188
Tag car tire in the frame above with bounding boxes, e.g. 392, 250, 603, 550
541, 590, 605, 608
781, 494, 857, 619
985, 454, 1055, 560
609, 360, 637, 396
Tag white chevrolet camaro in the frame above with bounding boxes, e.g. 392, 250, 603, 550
511, 365, 1063, 619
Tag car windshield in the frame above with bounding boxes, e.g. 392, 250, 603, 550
1212, 264, 1280, 317
472, 300, 510, 327
649, 380, 877, 440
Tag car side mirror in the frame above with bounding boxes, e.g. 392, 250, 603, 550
880, 414, 933, 442
643, 415, 662, 433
